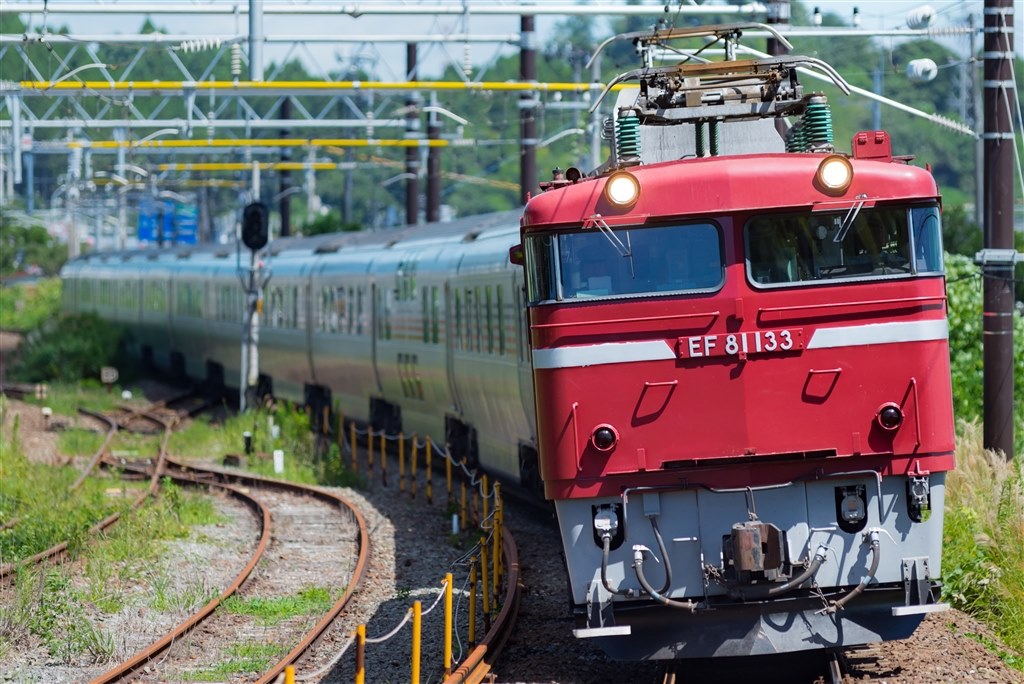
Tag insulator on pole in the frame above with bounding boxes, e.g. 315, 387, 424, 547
905, 58, 938, 83
906, 4, 935, 29
231, 43, 242, 78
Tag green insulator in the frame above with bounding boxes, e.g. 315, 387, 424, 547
695, 121, 705, 157
785, 120, 803, 153
709, 119, 720, 156
616, 112, 641, 164
803, 98, 834, 149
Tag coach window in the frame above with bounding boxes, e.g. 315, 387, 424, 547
422, 286, 430, 343
745, 203, 937, 288
454, 290, 463, 351
431, 287, 440, 344
525, 222, 723, 303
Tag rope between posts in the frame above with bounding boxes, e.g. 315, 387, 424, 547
345, 424, 496, 501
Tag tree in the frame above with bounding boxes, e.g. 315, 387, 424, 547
0, 211, 67, 277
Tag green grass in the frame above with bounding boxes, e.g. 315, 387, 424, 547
170, 405, 362, 488
181, 642, 284, 681
221, 586, 335, 625
943, 420, 1024, 670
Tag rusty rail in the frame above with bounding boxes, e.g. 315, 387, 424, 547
87, 461, 272, 684
155, 457, 373, 684
0, 405, 175, 580
444, 524, 521, 684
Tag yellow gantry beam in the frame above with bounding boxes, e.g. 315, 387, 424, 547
157, 162, 340, 171
19, 79, 617, 93
67, 138, 451, 150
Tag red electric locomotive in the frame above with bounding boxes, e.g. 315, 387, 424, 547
517, 24, 953, 662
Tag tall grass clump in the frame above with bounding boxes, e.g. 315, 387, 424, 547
943, 420, 1024, 667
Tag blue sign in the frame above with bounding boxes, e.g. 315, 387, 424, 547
137, 198, 199, 245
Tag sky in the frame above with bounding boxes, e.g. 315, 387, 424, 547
7, 0, 1020, 81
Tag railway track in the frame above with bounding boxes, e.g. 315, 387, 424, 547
0, 400, 177, 580
89, 457, 370, 684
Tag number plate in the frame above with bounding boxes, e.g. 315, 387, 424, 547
677, 328, 804, 360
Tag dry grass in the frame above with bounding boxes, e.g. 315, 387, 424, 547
943, 420, 1024, 667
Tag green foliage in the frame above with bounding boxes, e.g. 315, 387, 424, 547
0, 213, 67, 278
182, 642, 283, 681
9, 313, 125, 383
0, 434, 128, 564
943, 422, 1024, 666
221, 586, 334, 625
0, 277, 62, 331
945, 253, 1024, 449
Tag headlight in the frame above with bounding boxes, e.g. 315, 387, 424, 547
816, 155, 854, 195
604, 171, 640, 207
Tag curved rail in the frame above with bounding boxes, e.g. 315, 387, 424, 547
70, 408, 120, 490
156, 457, 373, 684
0, 405, 175, 580
444, 525, 521, 684
88, 461, 272, 684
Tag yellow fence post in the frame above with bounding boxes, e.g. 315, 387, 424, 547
446, 446, 453, 505
493, 482, 502, 609
444, 572, 453, 677
481, 475, 490, 529
426, 437, 433, 505
350, 422, 357, 473
460, 469, 468, 532
336, 411, 344, 457
355, 624, 366, 684
412, 601, 422, 684
410, 433, 418, 499
468, 556, 478, 648
399, 431, 406, 493
380, 429, 387, 486
367, 429, 374, 476
481, 536, 491, 631
285, 665, 295, 684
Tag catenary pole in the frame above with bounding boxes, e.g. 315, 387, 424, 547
980, 0, 1016, 459
406, 43, 421, 225
520, 14, 537, 203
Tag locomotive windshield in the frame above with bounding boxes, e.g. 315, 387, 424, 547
525, 222, 722, 304
745, 203, 943, 287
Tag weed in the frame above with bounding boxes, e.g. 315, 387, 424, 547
943, 420, 1024, 669
221, 586, 334, 625
182, 641, 282, 681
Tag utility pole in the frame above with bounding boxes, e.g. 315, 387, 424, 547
279, 97, 291, 237
405, 43, 421, 225
766, 0, 790, 138
426, 92, 442, 223
979, 0, 1017, 459
520, 14, 538, 203
249, 0, 263, 81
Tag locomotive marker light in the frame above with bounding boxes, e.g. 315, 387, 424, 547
591, 424, 619, 452
815, 155, 854, 195
603, 171, 640, 207
876, 403, 904, 431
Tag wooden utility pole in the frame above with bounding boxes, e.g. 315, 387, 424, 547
520, 14, 537, 203
980, 0, 1017, 459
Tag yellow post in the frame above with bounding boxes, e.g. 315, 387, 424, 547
380, 428, 387, 486
350, 422, 357, 473
480, 536, 491, 630
446, 447, 453, 505
460, 472, 468, 532
399, 431, 406, 493
367, 428, 374, 475
412, 601, 422, 684
285, 665, 295, 684
468, 556, 478, 648
493, 482, 502, 607
410, 433, 418, 499
482, 475, 490, 529
472, 485, 479, 527
355, 624, 366, 684
443, 572, 453, 677
426, 437, 433, 505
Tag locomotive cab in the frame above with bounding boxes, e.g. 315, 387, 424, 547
519, 23, 954, 661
